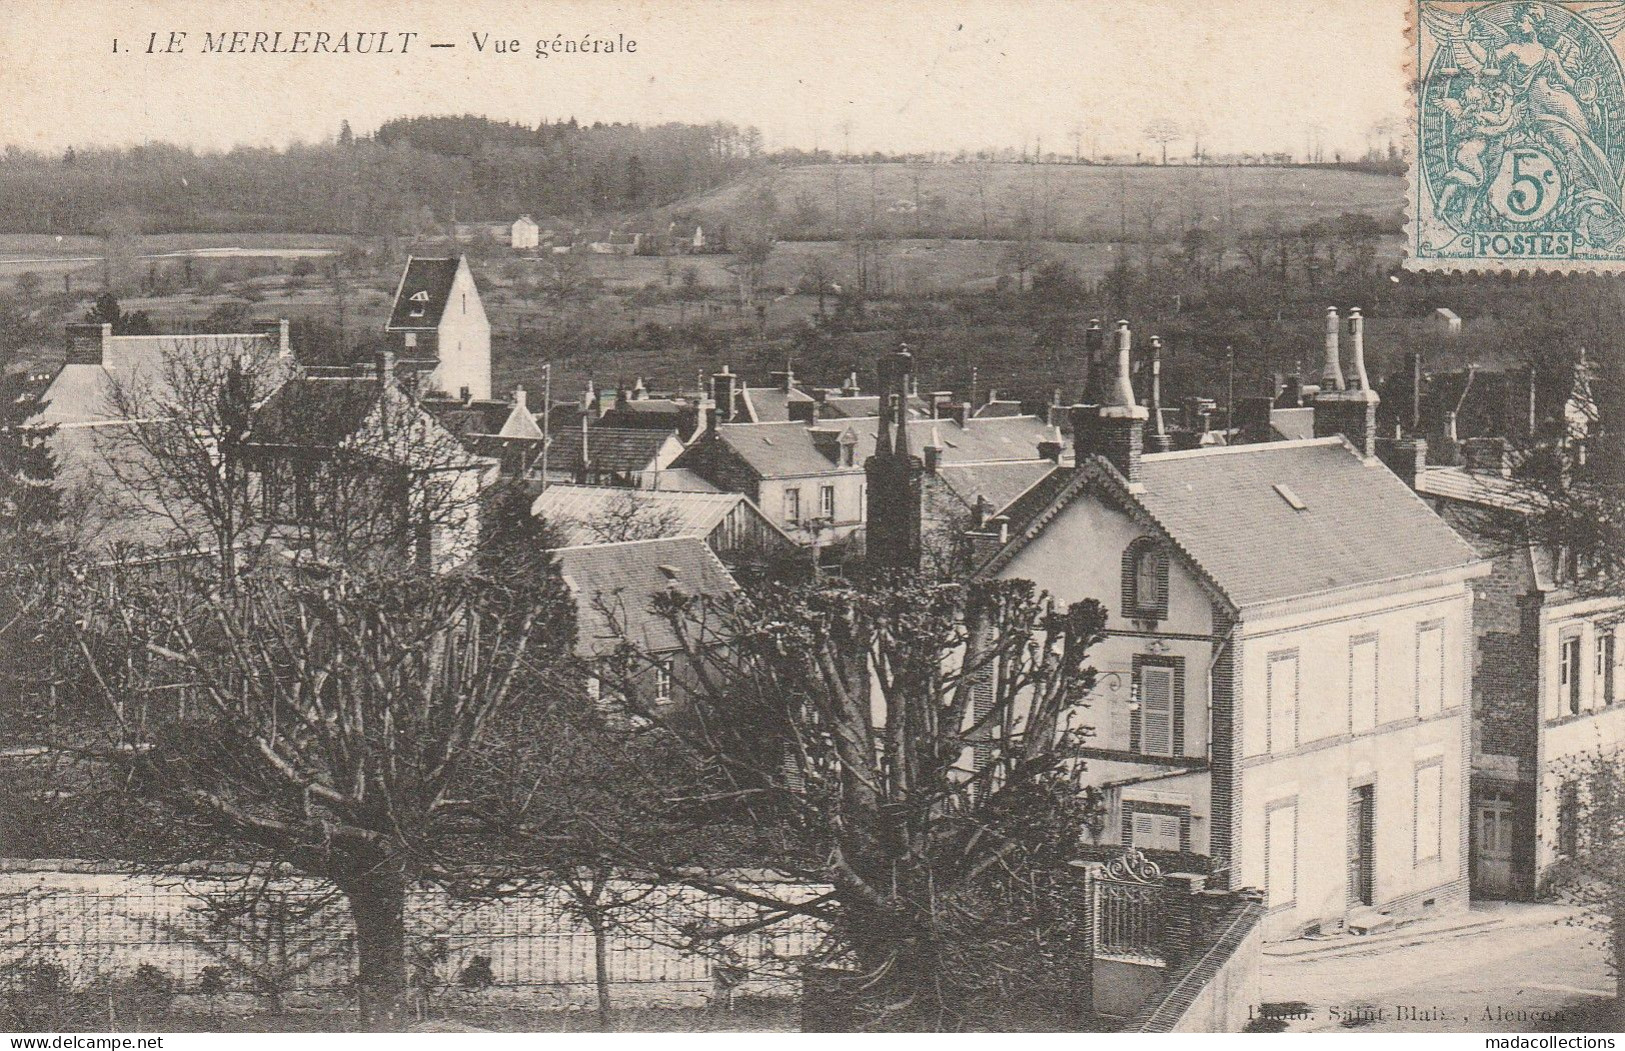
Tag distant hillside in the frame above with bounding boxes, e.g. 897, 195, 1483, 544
662, 162, 1406, 244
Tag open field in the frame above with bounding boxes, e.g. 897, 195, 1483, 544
663, 162, 1407, 242
0, 233, 351, 279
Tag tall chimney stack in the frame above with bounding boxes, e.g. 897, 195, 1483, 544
1074, 320, 1150, 481
1347, 307, 1371, 391
1321, 306, 1345, 392
1147, 335, 1172, 453
1313, 306, 1381, 457
711, 366, 737, 424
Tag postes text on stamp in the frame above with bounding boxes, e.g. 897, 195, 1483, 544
1411, 1, 1625, 271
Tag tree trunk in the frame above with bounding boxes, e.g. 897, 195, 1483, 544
347, 870, 411, 1031
590, 918, 614, 1031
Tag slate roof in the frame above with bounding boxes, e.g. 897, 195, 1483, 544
1414, 465, 1536, 512
248, 375, 381, 447
32, 333, 285, 426
739, 386, 817, 424
555, 537, 737, 658
708, 420, 877, 478
533, 485, 757, 546
935, 461, 1061, 517
386, 256, 462, 331
548, 425, 678, 475
705, 414, 1058, 481
988, 438, 1484, 610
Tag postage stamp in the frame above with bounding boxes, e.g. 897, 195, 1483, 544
1410, 1, 1625, 271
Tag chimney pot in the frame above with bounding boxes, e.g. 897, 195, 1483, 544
1322, 306, 1345, 392
1347, 307, 1371, 391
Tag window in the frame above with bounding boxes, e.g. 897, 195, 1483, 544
1414, 761, 1443, 864
1478, 796, 1514, 858
653, 659, 673, 704
820, 485, 836, 521
1350, 634, 1379, 734
1417, 622, 1445, 717
1598, 632, 1615, 707
1135, 661, 1178, 757
1267, 651, 1299, 753
783, 488, 801, 525
1121, 538, 1169, 620
1558, 781, 1580, 858
1265, 801, 1298, 908
1128, 809, 1185, 852
1561, 635, 1582, 716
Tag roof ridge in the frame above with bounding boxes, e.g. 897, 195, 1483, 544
550, 535, 711, 553
1144, 435, 1348, 462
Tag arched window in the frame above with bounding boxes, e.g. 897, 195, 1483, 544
1122, 537, 1169, 620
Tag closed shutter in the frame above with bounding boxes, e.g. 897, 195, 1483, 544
1268, 653, 1299, 752
1350, 636, 1378, 733
1418, 624, 1445, 716
1140, 666, 1175, 756
1266, 803, 1297, 907
1129, 810, 1182, 852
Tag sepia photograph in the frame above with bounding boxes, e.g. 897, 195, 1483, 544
0, 0, 1622, 1039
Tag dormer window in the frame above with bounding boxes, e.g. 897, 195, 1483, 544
1122, 537, 1169, 620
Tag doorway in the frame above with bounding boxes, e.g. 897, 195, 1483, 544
1347, 784, 1375, 907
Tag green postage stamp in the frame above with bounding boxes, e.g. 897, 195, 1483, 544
1412, 1, 1625, 270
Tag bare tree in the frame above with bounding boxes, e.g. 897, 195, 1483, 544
67, 483, 582, 1028
580, 490, 683, 544
1143, 119, 1183, 165
97, 335, 288, 587
592, 572, 1110, 1030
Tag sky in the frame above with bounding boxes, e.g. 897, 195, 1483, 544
0, 0, 1409, 159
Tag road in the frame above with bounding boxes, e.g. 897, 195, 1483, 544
1258, 905, 1615, 1033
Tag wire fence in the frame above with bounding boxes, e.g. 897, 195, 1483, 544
0, 871, 827, 1006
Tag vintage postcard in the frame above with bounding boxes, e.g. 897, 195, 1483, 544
0, 0, 1621, 1041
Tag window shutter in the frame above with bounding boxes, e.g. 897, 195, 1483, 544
1141, 666, 1174, 756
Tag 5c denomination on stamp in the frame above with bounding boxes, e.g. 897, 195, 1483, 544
1411, 1, 1625, 270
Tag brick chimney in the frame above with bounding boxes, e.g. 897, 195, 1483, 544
1376, 435, 1429, 489
866, 346, 924, 571
1462, 436, 1512, 478
1313, 307, 1381, 457
1038, 425, 1063, 463
1074, 320, 1149, 482
711, 366, 737, 423
770, 367, 796, 393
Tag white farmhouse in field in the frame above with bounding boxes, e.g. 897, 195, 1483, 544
511, 215, 540, 250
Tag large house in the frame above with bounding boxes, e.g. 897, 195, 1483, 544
385, 255, 492, 401
1414, 441, 1625, 900
931, 319, 1490, 939
30, 320, 296, 563
556, 536, 738, 713
240, 357, 495, 569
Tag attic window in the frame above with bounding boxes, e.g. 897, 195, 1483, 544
1273, 483, 1308, 511
410, 290, 430, 302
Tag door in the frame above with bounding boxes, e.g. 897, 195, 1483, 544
1474, 793, 1515, 897
1347, 785, 1375, 907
